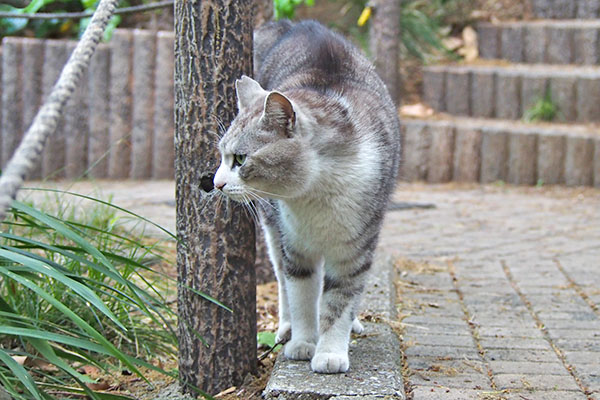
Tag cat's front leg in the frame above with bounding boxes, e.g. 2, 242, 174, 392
282, 249, 322, 360
311, 261, 370, 373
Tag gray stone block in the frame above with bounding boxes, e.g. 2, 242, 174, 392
427, 122, 454, 183
521, 72, 548, 118
445, 69, 470, 116
109, 30, 133, 179
477, 23, 499, 60
524, 23, 547, 64
577, 0, 600, 18
574, 27, 599, 65
423, 67, 445, 112
87, 44, 111, 178
20, 38, 44, 180
480, 127, 508, 183
550, 75, 576, 122
471, 67, 495, 118
594, 139, 600, 188
531, 0, 553, 18
42, 40, 68, 179
131, 30, 156, 179
1, 38, 22, 169
537, 131, 565, 185
500, 24, 524, 63
553, 0, 576, 18
400, 121, 430, 181
453, 127, 481, 182
565, 136, 594, 186
64, 41, 88, 179
547, 25, 573, 64
507, 130, 537, 185
263, 323, 404, 399
495, 70, 521, 120
153, 31, 175, 179
576, 73, 600, 123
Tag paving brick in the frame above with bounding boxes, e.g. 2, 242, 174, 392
495, 69, 521, 120
565, 136, 594, 186
595, 139, 600, 188
427, 122, 454, 183
501, 24, 525, 63
20, 38, 43, 179
445, 69, 470, 116
537, 131, 566, 185
478, 326, 544, 339
531, 0, 553, 18
423, 66, 446, 112
504, 390, 589, 400
470, 67, 495, 118
479, 337, 551, 350
495, 373, 581, 391
413, 334, 476, 348
507, 130, 537, 185
410, 386, 488, 400
410, 372, 490, 389
404, 345, 480, 360
524, 23, 547, 64
489, 361, 568, 375
486, 349, 560, 363
453, 127, 481, 182
547, 24, 574, 64
1, 38, 22, 169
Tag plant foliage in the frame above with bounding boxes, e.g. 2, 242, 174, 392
0, 190, 178, 399
273, 0, 314, 20
524, 89, 558, 122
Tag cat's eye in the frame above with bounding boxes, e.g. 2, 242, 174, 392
233, 154, 246, 167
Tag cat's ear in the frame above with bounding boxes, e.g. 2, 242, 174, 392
236, 75, 266, 111
262, 91, 296, 136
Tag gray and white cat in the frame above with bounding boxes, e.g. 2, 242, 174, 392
213, 20, 401, 373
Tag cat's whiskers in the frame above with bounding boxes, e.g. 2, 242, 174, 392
241, 194, 261, 226
248, 187, 292, 199
246, 189, 275, 210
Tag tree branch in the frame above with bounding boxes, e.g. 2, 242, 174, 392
0, 0, 120, 221
0, 0, 171, 19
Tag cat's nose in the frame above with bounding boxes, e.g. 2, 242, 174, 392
214, 181, 226, 190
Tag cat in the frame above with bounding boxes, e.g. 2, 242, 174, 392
213, 20, 401, 373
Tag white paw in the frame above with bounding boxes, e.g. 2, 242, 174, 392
351, 318, 364, 334
284, 340, 316, 361
275, 321, 291, 344
311, 352, 349, 374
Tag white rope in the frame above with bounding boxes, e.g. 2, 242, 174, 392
0, 0, 120, 222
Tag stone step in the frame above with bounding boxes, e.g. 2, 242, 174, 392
400, 116, 599, 187
531, 0, 600, 19
423, 63, 600, 123
478, 20, 600, 65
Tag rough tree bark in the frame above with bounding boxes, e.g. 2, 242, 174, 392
174, 0, 256, 395
370, 0, 401, 105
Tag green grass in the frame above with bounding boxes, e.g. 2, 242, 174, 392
524, 90, 559, 122
0, 189, 183, 400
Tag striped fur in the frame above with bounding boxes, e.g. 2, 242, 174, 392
213, 20, 401, 373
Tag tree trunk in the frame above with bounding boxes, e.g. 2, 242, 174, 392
370, 0, 401, 105
174, 0, 256, 395
254, 0, 273, 27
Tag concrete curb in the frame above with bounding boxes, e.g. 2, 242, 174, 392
263, 256, 405, 399
478, 21, 600, 65
531, 0, 600, 19
423, 63, 600, 123
399, 117, 600, 187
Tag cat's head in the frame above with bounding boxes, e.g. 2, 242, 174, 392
213, 76, 313, 201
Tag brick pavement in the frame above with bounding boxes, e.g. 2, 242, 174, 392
23, 181, 600, 399
383, 183, 600, 400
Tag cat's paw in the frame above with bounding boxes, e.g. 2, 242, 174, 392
351, 318, 364, 334
284, 340, 316, 361
275, 321, 291, 344
311, 352, 349, 374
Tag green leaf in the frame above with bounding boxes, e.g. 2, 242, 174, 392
0, 348, 43, 400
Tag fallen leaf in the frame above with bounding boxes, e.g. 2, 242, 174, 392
11, 356, 27, 366
400, 103, 434, 118
86, 380, 110, 391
